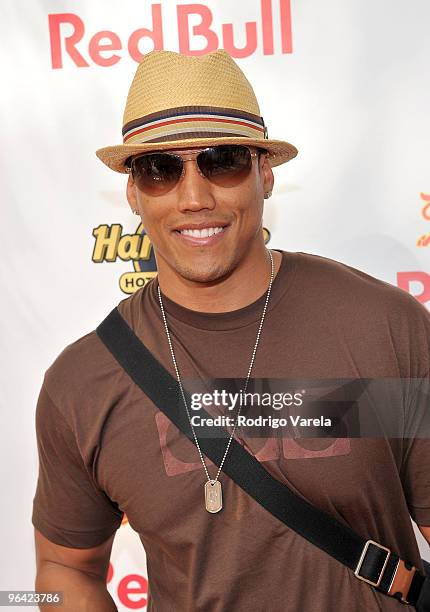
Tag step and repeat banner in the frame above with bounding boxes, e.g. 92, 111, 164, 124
2, 0, 429, 609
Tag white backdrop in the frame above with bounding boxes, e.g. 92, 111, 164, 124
1, 0, 429, 609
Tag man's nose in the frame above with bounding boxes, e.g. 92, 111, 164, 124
175, 159, 216, 213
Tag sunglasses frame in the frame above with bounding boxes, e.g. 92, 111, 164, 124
124, 145, 266, 187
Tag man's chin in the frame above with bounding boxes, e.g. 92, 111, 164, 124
170, 259, 234, 285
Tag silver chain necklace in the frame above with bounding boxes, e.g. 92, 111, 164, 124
157, 249, 274, 513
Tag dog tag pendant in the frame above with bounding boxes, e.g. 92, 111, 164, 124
205, 479, 222, 513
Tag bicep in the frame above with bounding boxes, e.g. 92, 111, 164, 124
418, 525, 430, 547
400, 373, 430, 526
32, 382, 124, 549
400, 437, 430, 524
34, 528, 116, 580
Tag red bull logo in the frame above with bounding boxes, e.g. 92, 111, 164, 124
49, 1, 293, 69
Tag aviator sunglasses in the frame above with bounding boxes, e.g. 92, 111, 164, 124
125, 144, 265, 196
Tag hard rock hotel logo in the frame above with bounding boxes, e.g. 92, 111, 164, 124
417, 192, 430, 247
92, 222, 271, 294
397, 192, 430, 307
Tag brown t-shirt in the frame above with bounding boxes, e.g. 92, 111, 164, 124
32, 249, 430, 611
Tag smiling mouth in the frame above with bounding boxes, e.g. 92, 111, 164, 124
173, 225, 229, 244
176, 226, 225, 238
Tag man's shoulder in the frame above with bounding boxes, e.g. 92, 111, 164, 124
294, 250, 426, 317
296, 251, 430, 376
43, 327, 108, 408
43, 289, 144, 409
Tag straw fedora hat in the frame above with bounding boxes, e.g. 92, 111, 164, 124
96, 49, 298, 173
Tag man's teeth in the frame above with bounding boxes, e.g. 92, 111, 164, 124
179, 227, 225, 238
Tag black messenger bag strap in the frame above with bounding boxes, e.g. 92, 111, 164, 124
96, 306, 430, 611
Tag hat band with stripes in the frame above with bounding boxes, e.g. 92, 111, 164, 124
122, 105, 268, 144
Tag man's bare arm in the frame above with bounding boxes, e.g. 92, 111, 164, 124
418, 524, 430, 547
34, 528, 117, 611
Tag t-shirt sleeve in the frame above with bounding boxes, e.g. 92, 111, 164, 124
401, 370, 430, 526
31, 381, 124, 548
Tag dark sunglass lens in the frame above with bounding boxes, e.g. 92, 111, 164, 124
198, 145, 252, 186
131, 153, 183, 195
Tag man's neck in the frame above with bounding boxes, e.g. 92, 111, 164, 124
155, 247, 283, 313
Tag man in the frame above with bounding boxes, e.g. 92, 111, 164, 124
32, 49, 430, 611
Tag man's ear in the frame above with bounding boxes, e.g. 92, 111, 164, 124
260, 153, 274, 196
126, 174, 138, 213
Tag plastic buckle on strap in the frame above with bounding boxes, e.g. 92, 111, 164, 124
388, 559, 417, 604
354, 540, 391, 587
